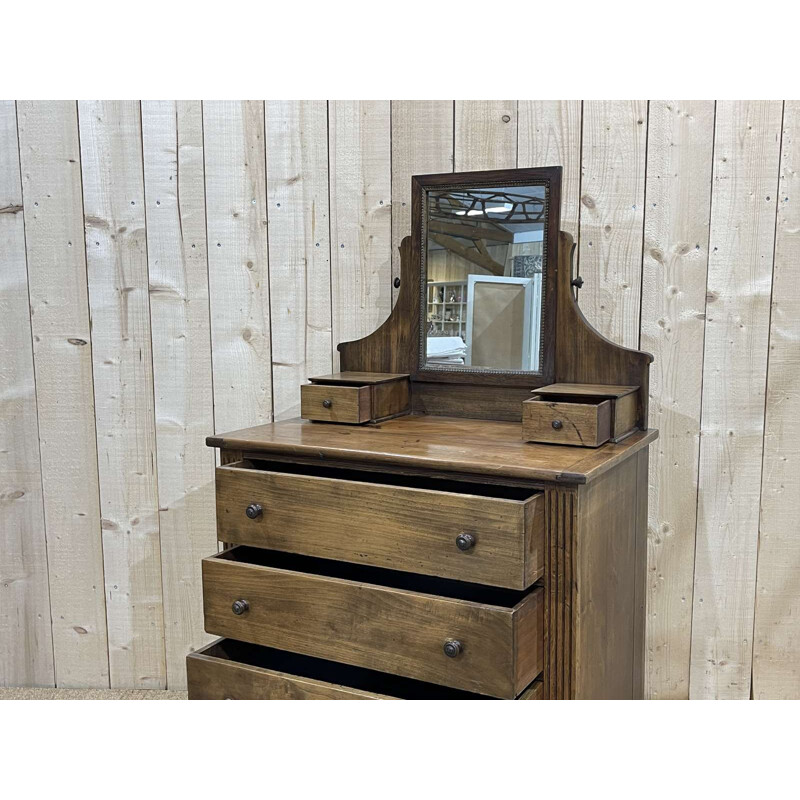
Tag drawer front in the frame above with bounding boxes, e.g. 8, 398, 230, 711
301, 384, 371, 423
187, 639, 532, 700
216, 463, 544, 589
202, 551, 544, 698
522, 398, 612, 447
187, 641, 390, 699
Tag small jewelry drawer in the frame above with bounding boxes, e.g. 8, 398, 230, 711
187, 639, 543, 700
522, 383, 640, 447
300, 372, 410, 424
216, 459, 544, 590
523, 395, 615, 447
201, 547, 544, 699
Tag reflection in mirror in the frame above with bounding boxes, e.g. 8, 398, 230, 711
424, 184, 547, 372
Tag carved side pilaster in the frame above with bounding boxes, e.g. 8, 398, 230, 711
543, 486, 577, 700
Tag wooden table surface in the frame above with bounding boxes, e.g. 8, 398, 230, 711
208, 414, 657, 484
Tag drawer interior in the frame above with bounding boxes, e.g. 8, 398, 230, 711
241, 458, 539, 502
199, 639, 495, 699
215, 546, 533, 608
529, 394, 609, 406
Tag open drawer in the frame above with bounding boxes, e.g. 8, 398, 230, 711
522, 383, 640, 447
300, 372, 410, 424
187, 639, 543, 700
202, 547, 544, 699
216, 459, 544, 590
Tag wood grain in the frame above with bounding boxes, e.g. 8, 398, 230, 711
329, 101, 392, 366
203, 548, 543, 698
574, 456, 640, 698
204, 101, 272, 433
518, 100, 583, 238
16, 100, 109, 688
578, 101, 648, 349
689, 100, 783, 699
265, 101, 333, 420
187, 639, 515, 700
141, 100, 216, 690
208, 414, 658, 485
390, 101, 454, 304
79, 100, 166, 689
639, 100, 715, 699
522, 398, 612, 447
752, 100, 800, 699
455, 101, 518, 170
300, 384, 371, 423
0, 101, 54, 687
214, 462, 543, 589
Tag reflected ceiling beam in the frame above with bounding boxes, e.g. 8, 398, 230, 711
428, 219, 513, 243
429, 232, 505, 277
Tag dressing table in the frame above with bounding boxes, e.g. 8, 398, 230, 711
187, 167, 656, 700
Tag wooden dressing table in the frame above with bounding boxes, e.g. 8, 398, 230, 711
187, 167, 656, 700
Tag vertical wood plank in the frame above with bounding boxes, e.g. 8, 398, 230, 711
79, 100, 166, 689
518, 101, 583, 239
0, 101, 54, 687
204, 101, 272, 432
578, 100, 648, 349
689, 100, 783, 699
329, 101, 392, 363
16, 100, 109, 688
752, 100, 800, 699
141, 100, 216, 689
640, 101, 716, 699
265, 101, 332, 419
455, 101, 517, 171
390, 101, 454, 303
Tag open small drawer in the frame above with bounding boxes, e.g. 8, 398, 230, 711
522, 383, 640, 447
300, 372, 410, 424
187, 639, 543, 700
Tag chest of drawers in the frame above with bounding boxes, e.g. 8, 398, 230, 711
187, 416, 655, 700
187, 169, 657, 699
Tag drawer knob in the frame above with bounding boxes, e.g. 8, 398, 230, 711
322, 399, 333, 409
443, 639, 463, 658
551, 419, 563, 430
245, 503, 263, 520
231, 599, 250, 616
455, 533, 476, 552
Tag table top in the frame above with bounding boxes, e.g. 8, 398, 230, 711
207, 414, 657, 485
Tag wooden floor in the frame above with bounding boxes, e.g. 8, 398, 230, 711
1, 100, 797, 699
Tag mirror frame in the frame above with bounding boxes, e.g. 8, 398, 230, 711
411, 166, 561, 386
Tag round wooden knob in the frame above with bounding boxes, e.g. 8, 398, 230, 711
443, 639, 462, 658
245, 503, 262, 520
456, 533, 476, 552
551, 420, 563, 430
231, 599, 249, 616
322, 399, 333, 409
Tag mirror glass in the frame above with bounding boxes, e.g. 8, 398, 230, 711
423, 183, 548, 373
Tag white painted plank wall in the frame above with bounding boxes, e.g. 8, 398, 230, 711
141, 100, 216, 689
265, 100, 333, 417
329, 101, 392, 367
79, 100, 166, 688
0, 101, 54, 687
578, 101, 648, 349
639, 100, 715, 698
204, 101, 272, 434
689, 100, 783, 699
16, 101, 109, 688
752, 101, 800, 699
